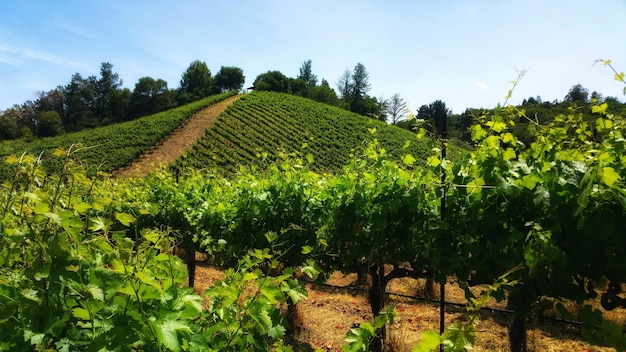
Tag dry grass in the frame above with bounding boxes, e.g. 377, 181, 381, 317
191, 261, 624, 351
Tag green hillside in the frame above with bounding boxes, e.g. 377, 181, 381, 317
175, 91, 431, 175
0, 92, 236, 179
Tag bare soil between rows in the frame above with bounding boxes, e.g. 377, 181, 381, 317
114, 95, 241, 179
190, 257, 624, 352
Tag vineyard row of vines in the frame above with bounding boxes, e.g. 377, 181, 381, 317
2, 81, 626, 350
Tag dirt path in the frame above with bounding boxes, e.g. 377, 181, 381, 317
114, 95, 241, 178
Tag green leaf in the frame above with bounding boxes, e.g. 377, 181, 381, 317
268, 325, 286, 339
33, 202, 49, 215
115, 212, 135, 226
89, 217, 109, 232
72, 307, 91, 320
466, 178, 485, 194
411, 330, 441, 352
470, 125, 487, 141
21, 288, 41, 303
143, 229, 161, 244
93, 238, 114, 254
522, 174, 541, 189
503, 148, 516, 161
486, 120, 507, 133
73, 202, 91, 214
591, 103, 608, 114
155, 319, 191, 352
242, 272, 259, 282
427, 156, 441, 167
301, 245, 313, 254
402, 154, 416, 166
24, 330, 46, 346
87, 284, 104, 301
264, 231, 277, 244
601, 167, 620, 187
43, 211, 62, 224
533, 187, 550, 207
136, 271, 165, 295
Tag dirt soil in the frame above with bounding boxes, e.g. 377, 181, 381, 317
192, 261, 623, 352
114, 95, 241, 178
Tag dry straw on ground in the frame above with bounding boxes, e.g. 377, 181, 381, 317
191, 262, 623, 351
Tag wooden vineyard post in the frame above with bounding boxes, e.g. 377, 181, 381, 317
439, 110, 447, 352
187, 241, 196, 288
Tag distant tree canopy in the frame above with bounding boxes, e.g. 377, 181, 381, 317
417, 100, 451, 134
309, 79, 339, 106
3, 57, 626, 146
293, 60, 318, 97
128, 77, 171, 119
0, 60, 242, 140
564, 83, 589, 104
37, 110, 64, 137
386, 93, 407, 124
334, 63, 379, 117
253, 71, 289, 93
177, 60, 212, 105
95, 62, 122, 122
213, 66, 245, 93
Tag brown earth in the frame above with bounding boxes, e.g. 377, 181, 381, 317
113, 95, 241, 179
192, 261, 623, 352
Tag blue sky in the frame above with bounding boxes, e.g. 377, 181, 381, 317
1, 0, 625, 113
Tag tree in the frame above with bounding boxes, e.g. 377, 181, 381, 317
288, 78, 306, 96
348, 63, 371, 115
64, 73, 97, 131
109, 88, 132, 123
590, 91, 603, 103
253, 71, 289, 92
417, 100, 451, 134
336, 69, 352, 103
178, 60, 212, 105
564, 84, 589, 104
213, 66, 245, 93
386, 93, 407, 124
298, 60, 317, 87
0, 112, 19, 140
36, 110, 64, 137
36, 87, 65, 120
310, 79, 339, 106
371, 95, 388, 122
95, 62, 122, 122
128, 77, 171, 119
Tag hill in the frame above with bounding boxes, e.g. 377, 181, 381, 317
0, 92, 236, 179
174, 91, 432, 175
1, 90, 442, 179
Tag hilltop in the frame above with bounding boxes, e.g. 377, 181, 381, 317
174, 91, 431, 175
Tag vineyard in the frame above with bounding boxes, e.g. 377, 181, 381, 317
0, 91, 236, 179
175, 92, 439, 175
1, 83, 626, 351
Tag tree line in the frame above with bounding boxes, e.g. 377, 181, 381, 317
0, 61, 244, 140
395, 83, 626, 145
252, 60, 411, 124
3, 56, 625, 144
252, 60, 622, 139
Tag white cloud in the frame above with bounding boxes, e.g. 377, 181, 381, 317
0, 41, 88, 69
0, 42, 20, 65
474, 81, 488, 90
